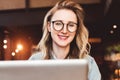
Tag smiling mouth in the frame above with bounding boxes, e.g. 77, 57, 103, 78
58, 35, 68, 40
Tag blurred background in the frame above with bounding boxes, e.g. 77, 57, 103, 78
0, 0, 120, 80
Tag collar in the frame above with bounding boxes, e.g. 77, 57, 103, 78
50, 52, 69, 59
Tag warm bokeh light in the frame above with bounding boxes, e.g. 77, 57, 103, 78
88, 38, 101, 43
11, 52, 15, 56
3, 39, 7, 44
110, 30, 114, 34
113, 24, 117, 29
15, 49, 19, 53
3, 45, 7, 49
114, 69, 120, 76
104, 53, 120, 61
17, 44, 23, 50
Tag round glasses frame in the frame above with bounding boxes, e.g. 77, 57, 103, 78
51, 20, 78, 33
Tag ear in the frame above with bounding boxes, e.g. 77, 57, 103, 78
47, 22, 51, 32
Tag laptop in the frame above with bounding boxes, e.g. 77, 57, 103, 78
0, 59, 88, 80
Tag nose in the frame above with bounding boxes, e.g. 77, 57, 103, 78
61, 24, 68, 33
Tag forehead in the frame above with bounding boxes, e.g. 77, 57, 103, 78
51, 9, 77, 23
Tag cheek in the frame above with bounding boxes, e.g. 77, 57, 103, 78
71, 32, 76, 39
69, 32, 76, 42
50, 29, 58, 38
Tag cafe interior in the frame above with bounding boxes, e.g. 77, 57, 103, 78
0, 0, 120, 80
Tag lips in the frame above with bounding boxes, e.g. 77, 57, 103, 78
58, 35, 69, 40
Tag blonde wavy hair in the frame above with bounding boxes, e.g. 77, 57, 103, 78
37, 0, 91, 59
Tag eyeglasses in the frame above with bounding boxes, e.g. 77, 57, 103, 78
51, 20, 77, 32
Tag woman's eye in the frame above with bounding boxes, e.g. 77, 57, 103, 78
55, 22, 62, 25
68, 24, 74, 27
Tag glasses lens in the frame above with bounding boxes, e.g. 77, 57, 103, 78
53, 21, 63, 31
68, 23, 77, 32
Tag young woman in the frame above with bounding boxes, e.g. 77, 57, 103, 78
29, 0, 101, 80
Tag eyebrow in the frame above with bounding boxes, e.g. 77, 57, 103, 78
51, 20, 77, 24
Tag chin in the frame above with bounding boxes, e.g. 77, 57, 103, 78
57, 43, 69, 47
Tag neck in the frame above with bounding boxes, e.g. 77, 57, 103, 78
52, 43, 70, 59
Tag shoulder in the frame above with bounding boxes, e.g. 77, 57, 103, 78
85, 55, 95, 64
28, 52, 45, 60
84, 55, 96, 70
84, 55, 99, 70
85, 55, 101, 80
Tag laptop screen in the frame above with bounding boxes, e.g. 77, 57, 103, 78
0, 59, 88, 80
